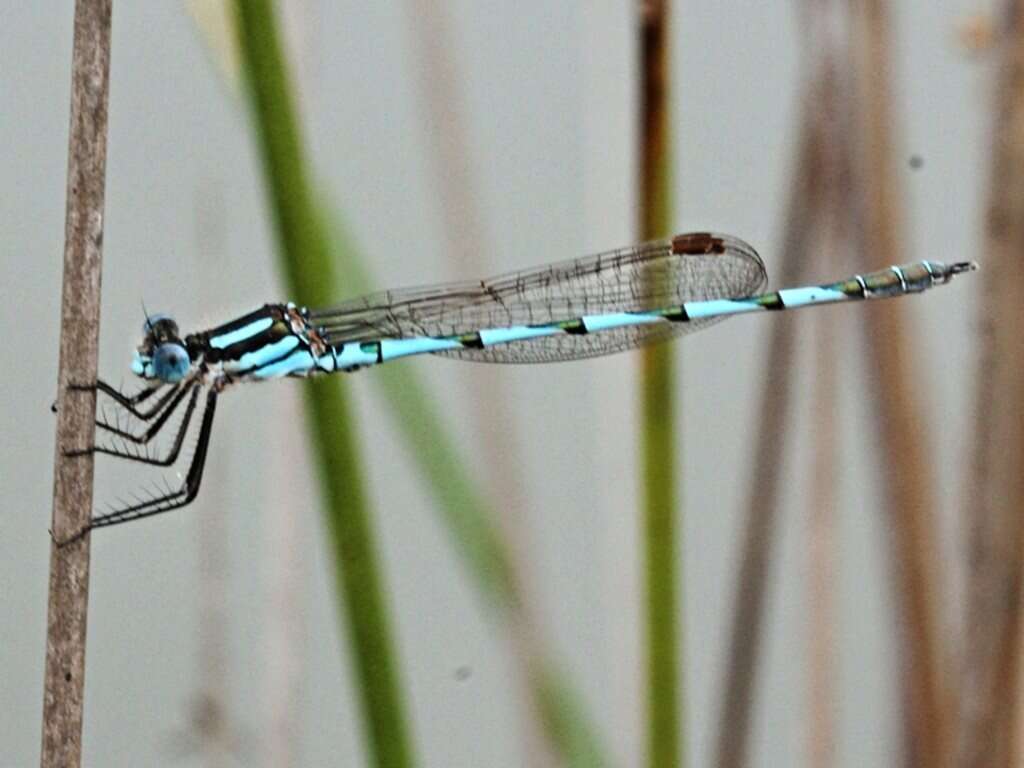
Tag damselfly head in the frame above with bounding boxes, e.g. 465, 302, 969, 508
132, 312, 192, 383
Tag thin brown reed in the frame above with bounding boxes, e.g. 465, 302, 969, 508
41, 1, 112, 766
958, 3, 1024, 766
713, 3, 840, 763
805, 10, 855, 760
851, 1, 952, 764
808, 309, 840, 768
190, 187, 236, 768
403, 6, 554, 764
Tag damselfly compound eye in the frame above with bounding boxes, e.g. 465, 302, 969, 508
152, 343, 190, 382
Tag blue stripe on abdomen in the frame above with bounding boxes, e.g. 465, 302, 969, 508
683, 299, 759, 319
380, 337, 462, 361
479, 325, 557, 346
776, 286, 846, 307
581, 312, 662, 332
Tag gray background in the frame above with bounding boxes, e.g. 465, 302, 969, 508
2, 1, 985, 765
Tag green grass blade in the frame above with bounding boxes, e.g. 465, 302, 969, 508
220, 2, 609, 761
320, 208, 610, 766
638, 3, 681, 766
315, 211, 515, 606
534, 661, 611, 768
231, 2, 415, 766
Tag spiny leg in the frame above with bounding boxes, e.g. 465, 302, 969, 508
76, 384, 202, 468
92, 382, 197, 446
90, 388, 218, 528
63, 377, 195, 463
54, 388, 219, 545
70, 378, 179, 420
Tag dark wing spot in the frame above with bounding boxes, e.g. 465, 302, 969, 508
671, 233, 726, 255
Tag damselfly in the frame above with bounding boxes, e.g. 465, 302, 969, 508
58, 232, 975, 543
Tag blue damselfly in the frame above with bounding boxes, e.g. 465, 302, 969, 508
58, 232, 975, 543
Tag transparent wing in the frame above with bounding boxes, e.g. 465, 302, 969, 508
308, 232, 767, 363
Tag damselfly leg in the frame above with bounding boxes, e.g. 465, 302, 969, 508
55, 380, 219, 545
66, 376, 196, 456
69, 378, 176, 419
84, 388, 219, 533
72, 383, 202, 467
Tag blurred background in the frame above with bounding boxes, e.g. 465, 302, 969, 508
2, 1, 1008, 766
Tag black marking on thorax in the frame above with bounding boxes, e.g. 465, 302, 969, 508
187, 304, 294, 364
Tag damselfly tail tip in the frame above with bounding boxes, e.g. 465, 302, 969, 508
932, 260, 978, 284
949, 261, 979, 275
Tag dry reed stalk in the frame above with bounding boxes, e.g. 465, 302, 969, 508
958, 2, 1024, 766
804, 15, 853, 760
851, 1, 952, 764
402, 5, 554, 764
807, 311, 839, 768
803, 6, 863, 762
41, 1, 112, 766
190, 186, 235, 768
713, 3, 837, 762
264, 392, 304, 768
